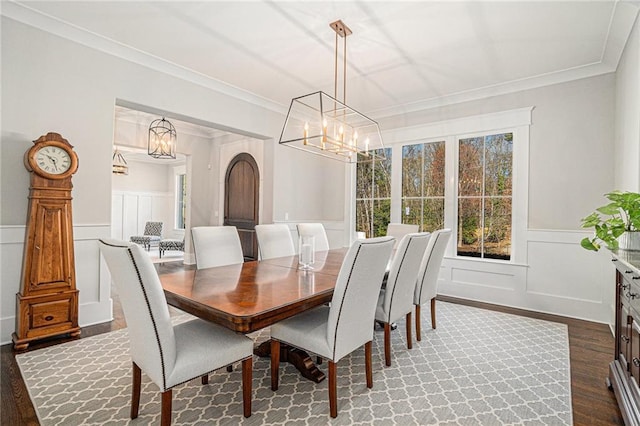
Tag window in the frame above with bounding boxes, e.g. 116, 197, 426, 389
355, 148, 392, 237
402, 141, 445, 232
457, 132, 512, 260
175, 173, 186, 229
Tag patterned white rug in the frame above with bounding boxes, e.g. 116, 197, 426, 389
16, 302, 572, 425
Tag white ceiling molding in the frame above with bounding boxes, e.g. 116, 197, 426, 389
2, 1, 288, 115
3, 1, 639, 122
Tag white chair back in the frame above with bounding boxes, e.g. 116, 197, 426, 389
414, 229, 451, 304
327, 236, 395, 361
255, 224, 295, 260
99, 238, 176, 389
386, 223, 419, 248
191, 226, 244, 269
296, 223, 330, 251
380, 232, 431, 323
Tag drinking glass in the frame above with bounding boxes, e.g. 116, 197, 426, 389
298, 235, 315, 270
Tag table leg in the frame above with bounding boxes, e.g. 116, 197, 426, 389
254, 340, 326, 383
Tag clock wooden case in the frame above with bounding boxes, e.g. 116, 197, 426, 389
13, 132, 80, 350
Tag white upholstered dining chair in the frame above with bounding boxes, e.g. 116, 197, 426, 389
414, 228, 452, 341
255, 223, 295, 260
375, 232, 431, 366
270, 236, 395, 418
386, 223, 419, 248
191, 226, 244, 269
98, 238, 254, 425
296, 223, 330, 251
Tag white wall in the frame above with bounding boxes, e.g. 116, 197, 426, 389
615, 13, 640, 192
0, 17, 340, 344
379, 74, 617, 324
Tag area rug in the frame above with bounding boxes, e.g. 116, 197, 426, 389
15, 302, 572, 425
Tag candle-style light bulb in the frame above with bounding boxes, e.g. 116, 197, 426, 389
322, 118, 327, 149
338, 125, 344, 145
303, 122, 309, 145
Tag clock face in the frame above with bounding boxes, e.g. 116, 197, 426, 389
35, 146, 72, 175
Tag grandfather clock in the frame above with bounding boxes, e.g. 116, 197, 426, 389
13, 132, 80, 350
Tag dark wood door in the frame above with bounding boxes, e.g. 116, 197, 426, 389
224, 153, 259, 261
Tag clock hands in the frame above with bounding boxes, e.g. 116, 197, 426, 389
45, 154, 59, 171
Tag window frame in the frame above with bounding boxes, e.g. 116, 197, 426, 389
351, 107, 531, 264
454, 130, 514, 261
174, 167, 187, 231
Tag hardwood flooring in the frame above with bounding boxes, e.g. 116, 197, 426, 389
0, 261, 624, 425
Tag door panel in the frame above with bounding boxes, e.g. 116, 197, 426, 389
224, 153, 259, 261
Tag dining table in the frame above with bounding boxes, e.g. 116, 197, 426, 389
159, 248, 349, 383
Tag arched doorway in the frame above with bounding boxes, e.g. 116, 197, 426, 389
224, 153, 259, 260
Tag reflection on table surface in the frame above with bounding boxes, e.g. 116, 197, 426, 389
159, 248, 348, 333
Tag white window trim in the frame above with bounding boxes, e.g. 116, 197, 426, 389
173, 165, 187, 232
363, 106, 533, 264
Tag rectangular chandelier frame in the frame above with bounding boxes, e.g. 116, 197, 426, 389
279, 90, 384, 163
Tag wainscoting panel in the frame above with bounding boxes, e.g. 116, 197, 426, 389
450, 266, 517, 290
0, 224, 112, 345
438, 229, 615, 325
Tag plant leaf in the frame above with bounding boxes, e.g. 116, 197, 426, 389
580, 238, 598, 251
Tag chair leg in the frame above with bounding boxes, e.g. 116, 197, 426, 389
131, 362, 141, 419
242, 357, 252, 418
415, 304, 422, 341
159, 249, 163, 258
384, 323, 392, 367
160, 389, 172, 426
201, 374, 208, 385
431, 298, 436, 329
365, 341, 373, 388
328, 360, 338, 418
406, 312, 412, 350
271, 340, 280, 391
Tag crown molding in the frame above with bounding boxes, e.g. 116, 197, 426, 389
3, 0, 639, 122
369, 0, 640, 120
2, 1, 289, 116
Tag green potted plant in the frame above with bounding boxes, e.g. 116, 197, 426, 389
581, 191, 640, 251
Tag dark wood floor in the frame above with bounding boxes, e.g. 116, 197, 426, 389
1, 261, 624, 425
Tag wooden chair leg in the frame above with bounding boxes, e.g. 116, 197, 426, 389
415, 304, 422, 341
431, 298, 436, 329
271, 340, 280, 391
201, 374, 208, 385
131, 362, 141, 419
328, 361, 338, 418
365, 341, 373, 388
160, 389, 172, 426
406, 312, 412, 350
384, 323, 392, 367
242, 357, 252, 418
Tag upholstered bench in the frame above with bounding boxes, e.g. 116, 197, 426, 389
159, 238, 185, 258
130, 221, 163, 251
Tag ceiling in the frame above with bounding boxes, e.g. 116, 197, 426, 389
8, 1, 638, 118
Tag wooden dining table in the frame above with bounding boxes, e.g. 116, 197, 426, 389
159, 248, 349, 382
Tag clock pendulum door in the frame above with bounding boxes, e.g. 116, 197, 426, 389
13, 133, 81, 350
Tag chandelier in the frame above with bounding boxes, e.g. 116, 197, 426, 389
112, 147, 128, 175
279, 20, 384, 163
148, 117, 177, 159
